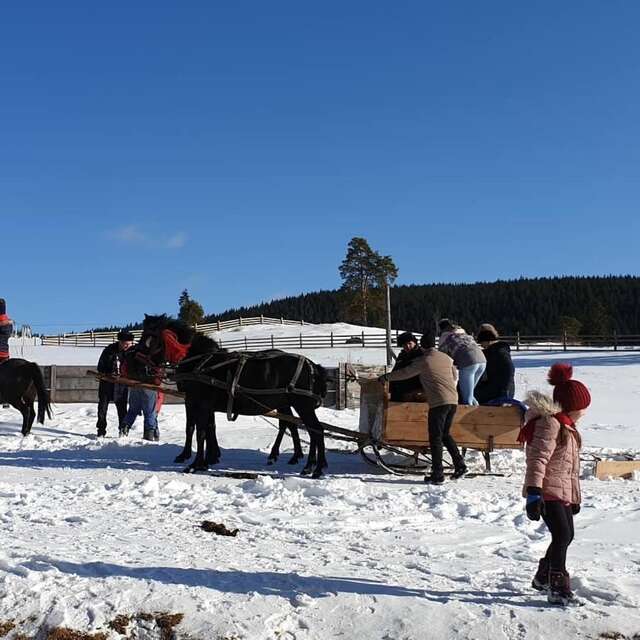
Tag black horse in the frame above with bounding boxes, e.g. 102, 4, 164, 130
139, 315, 328, 478
0, 359, 52, 435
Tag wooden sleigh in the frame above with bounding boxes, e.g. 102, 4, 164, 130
358, 379, 524, 474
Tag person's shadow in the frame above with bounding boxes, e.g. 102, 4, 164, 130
22, 556, 547, 608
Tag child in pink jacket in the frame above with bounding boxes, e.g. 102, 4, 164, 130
521, 363, 591, 606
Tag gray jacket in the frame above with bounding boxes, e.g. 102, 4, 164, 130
439, 330, 486, 369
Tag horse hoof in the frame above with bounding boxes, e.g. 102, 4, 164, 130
287, 456, 302, 465
311, 469, 324, 479
300, 467, 312, 476
174, 454, 190, 463
267, 458, 276, 466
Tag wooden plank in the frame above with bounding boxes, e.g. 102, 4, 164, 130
595, 460, 640, 480
383, 404, 523, 448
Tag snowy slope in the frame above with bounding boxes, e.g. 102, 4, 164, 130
1, 344, 640, 638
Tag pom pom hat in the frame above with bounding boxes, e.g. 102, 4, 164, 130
548, 363, 591, 412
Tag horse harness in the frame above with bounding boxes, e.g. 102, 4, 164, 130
172, 351, 323, 421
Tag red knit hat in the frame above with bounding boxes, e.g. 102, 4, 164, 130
548, 363, 591, 412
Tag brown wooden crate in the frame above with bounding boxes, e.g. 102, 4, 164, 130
595, 460, 640, 480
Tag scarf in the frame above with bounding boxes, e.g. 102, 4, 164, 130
517, 411, 576, 445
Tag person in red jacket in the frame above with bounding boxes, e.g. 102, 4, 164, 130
0, 299, 13, 363
521, 363, 591, 607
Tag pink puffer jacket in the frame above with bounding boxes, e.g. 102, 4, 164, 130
522, 391, 582, 505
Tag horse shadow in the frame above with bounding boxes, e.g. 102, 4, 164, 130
21, 557, 546, 608
0, 426, 374, 478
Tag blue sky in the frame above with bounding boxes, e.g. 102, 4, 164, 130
1, 2, 639, 333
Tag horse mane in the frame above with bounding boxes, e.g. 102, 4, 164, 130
142, 314, 194, 345
165, 318, 195, 344
188, 332, 222, 355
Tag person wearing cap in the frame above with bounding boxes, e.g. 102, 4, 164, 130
95, 330, 135, 437
379, 331, 467, 484
389, 331, 424, 401
437, 319, 486, 405
520, 363, 591, 607
474, 323, 515, 404
0, 298, 14, 364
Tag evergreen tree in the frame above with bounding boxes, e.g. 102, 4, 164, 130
338, 237, 398, 325
557, 316, 583, 338
178, 289, 205, 326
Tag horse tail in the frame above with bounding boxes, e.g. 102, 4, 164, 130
314, 364, 328, 399
30, 363, 52, 423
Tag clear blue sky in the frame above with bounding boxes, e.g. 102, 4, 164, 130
2, 2, 639, 333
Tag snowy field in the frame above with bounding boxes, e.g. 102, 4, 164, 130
1, 337, 640, 638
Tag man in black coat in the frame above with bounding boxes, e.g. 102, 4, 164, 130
474, 324, 515, 404
96, 330, 135, 436
389, 332, 425, 401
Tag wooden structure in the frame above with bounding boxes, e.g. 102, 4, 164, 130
594, 460, 640, 480
359, 379, 524, 473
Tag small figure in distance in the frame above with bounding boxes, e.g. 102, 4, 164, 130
95, 330, 135, 437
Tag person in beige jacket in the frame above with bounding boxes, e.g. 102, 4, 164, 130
521, 363, 591, 607
379, 330, 467, 484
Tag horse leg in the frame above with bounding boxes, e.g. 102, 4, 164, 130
14, 398, 32, 436
175, 401, 195, 463
284, 406, 304, 464
185, 404, 209, 473
295, 403, 326, 479
267, 412, 287, 465
205, 411, 220, 465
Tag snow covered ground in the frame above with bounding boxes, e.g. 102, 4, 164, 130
1, 339, 640, 638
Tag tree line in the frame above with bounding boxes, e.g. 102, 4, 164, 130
89, 237, 640, 336
200, 275, 640, 336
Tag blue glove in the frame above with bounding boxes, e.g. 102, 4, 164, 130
526, 487, 544, 521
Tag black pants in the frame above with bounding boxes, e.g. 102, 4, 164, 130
542, 501, 574, 573
428, 404, 465, 478
96, 381, 128, 435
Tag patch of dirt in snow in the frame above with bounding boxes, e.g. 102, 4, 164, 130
0, 621, 16, 637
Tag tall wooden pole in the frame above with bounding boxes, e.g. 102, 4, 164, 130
385, 280, 393, 366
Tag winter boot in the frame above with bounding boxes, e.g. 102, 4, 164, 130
424, 474, 445, 485
548, 570, 584, 607
532, 558, 549, 591
118, 426, 129, 437
451, 464, 468, 479
143, 429, 155, 441
97, 428, 107, 438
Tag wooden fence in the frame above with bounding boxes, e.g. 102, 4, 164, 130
40, 365, 339, 408
39, 323, 640, 352
40, 316, 309, 347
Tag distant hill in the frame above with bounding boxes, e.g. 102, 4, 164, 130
202, 275, 640, 335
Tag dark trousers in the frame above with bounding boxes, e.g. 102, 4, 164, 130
542, 501, 574, 573
96, 381, 128, 435
428, 404, 465, 478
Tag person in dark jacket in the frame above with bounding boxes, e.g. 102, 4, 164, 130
0, 298, 13, 364
389, 332, 425, 401
96, 330, 135, 436
474, 323, 515, 404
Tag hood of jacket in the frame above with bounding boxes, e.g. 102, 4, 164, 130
483, 340, 511, 356
524, 390, 562, 422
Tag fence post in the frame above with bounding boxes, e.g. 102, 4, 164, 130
260, 315, 264, 324
239, 317, 243, 326
330, 332, 334, 348
244, 336, 248, 349
563, 330, 567, 352
361, 331, 365, 347
271, 334, 274, 349
281, 317, 284, 325
516, 331, 520, 351
299, 333, 303, 348
217, 320, 221, 331
49, 365, 57, 403
613, 330, 618, 351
